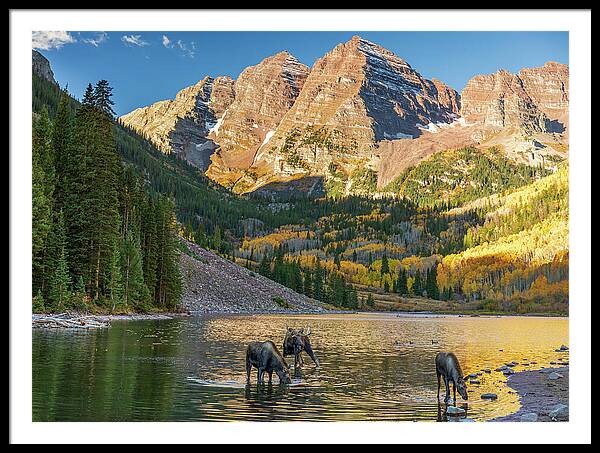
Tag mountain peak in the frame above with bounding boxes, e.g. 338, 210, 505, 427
32, 50, 57, 85
461, 62, 569, 133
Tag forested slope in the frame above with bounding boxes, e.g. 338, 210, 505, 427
437, 163, 569, 312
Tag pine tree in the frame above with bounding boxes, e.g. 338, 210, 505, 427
140, 196, 158, 300
383, 279, 390, 293
48, 233, 71, 312
366, 293, 375, 308
93, 79, 116, 118
108, 240, 124, 312
153, 197, 182, 309
348, 288, 358, 309
413, 271, 423, 297
381, 253, 390, 275
120, 230, 149, 311
69, 80, 121, 299
33, 289, 45, 313
82, 83, 95, 107
303, 269, 313, 298
212, 225, 222, 253
32, 114, 53, 293
426, 265, 439, 300
51, 90, 72, 210
70, 275, 88, 312
313, 258, 324, 301
258, 253, 271, 278
396, 269, 408, 296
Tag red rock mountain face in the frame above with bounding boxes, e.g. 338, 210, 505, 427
460, 62, 569, 134
119, 76, 235, 170
119, 37, 568, 195
378, 62, 569, 188
205, 52, 309, 189
240, 36, 461, 193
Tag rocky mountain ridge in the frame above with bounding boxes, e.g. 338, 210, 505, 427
32, 50, 57, 85
118, 36, 569, 196
205, 51, 310, 188
120, 76, 235, 170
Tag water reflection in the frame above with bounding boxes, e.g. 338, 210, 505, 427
32, 313, 568, 422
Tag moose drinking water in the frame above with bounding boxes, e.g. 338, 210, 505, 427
246, 341, 292, 385
435, 352, 469, 404
283, 327, 320, 370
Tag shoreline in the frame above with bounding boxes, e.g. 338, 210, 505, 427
32, 309, 568, 326
491, 366, 569, 422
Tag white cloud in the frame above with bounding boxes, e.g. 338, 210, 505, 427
82, 32, 108, 47
32, 31, 76, 50
121, 34, 149, 47
176, 39, 195, 58
162, 34, 195, 58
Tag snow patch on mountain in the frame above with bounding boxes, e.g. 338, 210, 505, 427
208, 111, 227, 136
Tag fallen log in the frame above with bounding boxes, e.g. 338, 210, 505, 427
32, 313, 110, 329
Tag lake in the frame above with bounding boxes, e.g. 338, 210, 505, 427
32, 313, 568, 422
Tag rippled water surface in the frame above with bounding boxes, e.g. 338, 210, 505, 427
32, 313, 568, 421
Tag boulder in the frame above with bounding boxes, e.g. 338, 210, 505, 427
548, 372, 563, 380
548, 404, 568, 420
446, 406, 466, 416
520, 413, 538, 422
481, 393, 498, 400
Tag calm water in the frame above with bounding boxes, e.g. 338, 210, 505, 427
32, 313, 568, 422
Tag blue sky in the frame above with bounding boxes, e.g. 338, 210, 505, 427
33, 31, 569, 117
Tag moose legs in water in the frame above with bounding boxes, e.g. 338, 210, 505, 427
246, 341, 292, 385
435, 351, 468, 404
436, 372, 453, 404
283, 327, 320, 370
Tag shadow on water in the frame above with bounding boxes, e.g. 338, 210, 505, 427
32, 313, 568, 422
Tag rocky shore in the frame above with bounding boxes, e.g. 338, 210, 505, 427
179, 238, 331, 314
492, 365, 569, 422
32, 312, 192, 329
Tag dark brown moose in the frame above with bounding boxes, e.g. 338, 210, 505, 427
246, 340, 292, 385
435, 351, 469, 404
283, 327, 320, 369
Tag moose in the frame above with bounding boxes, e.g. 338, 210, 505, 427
435, 351, 469, 404
283, 327, 320, 370
246, 340, 292, 385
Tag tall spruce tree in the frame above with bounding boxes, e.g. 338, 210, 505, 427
32, 109, 53, 293
108, 239, 124, 312
380, 253, 390, 275
153, 197, 182, 309
93, 80, 116, 118
47, 211, 71, 312
120, 230, 148, 310
51, 90, 72, 210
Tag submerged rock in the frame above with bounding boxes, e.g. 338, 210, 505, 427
481, 393, 498, 400
520, 412, 538, 422
446, 406, 466, 416
548, 404, 568, 420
